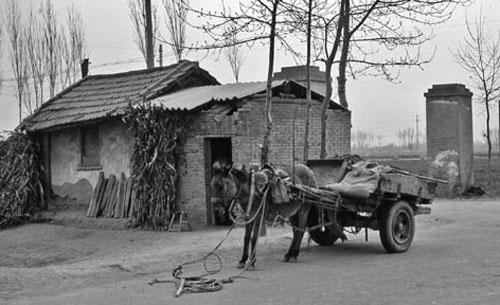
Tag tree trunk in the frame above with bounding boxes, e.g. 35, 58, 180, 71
320, 61, 333, 159
486, 97, 492, 187
303, 0, 312, 163
320, 1, 344, 159
18, 93, 22, 124
337, 0, 350, 109
260, 1, 279, 167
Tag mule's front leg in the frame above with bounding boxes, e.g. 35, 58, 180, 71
284, 205, 311, 263
238, 223, 252, 268
283, 214, 300, 263
246, 217, 262, 270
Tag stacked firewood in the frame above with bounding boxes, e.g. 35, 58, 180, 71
124, 105, 192, 230
86, 172, 135, 218
0, 132, 44, 229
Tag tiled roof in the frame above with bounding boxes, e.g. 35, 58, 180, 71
149, 80, 346, 111
23, 61, 218, 131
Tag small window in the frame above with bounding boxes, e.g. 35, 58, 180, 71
79, 126, 101, 169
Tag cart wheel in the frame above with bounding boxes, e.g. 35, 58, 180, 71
307, 207, 342, 246
379, 200, 415, 253
309, 226, 340, 246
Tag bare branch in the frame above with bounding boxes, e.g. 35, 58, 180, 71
6, 0, 30, 121
224, 26, 246, 82
42, 0, 61, 98
454, 10, 500, 181
26, 7, 46, 111
128, 0, 160, 64
162, 0, 189, 61
65, 4, 86, 84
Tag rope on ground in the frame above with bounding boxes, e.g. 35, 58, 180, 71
149, 189, 269, 297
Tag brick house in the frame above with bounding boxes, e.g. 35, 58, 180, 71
23, 60, 351, 227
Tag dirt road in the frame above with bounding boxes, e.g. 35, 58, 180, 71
2, 199, 500, 305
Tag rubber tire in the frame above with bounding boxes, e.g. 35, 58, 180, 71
379, 200, 415, 253
307, 207, 341, 246
309, 226, 339, 246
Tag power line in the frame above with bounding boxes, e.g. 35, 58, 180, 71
0, 57, 144, 83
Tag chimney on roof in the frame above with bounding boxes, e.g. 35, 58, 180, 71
273, 65, 326, 84
273, 65, 328, 97
81, 58, 90, 78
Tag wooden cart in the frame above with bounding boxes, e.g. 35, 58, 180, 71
294, 160, 440, 253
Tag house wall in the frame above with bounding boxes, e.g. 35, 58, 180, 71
50, 120, 134, 203
178, 97, 351, 227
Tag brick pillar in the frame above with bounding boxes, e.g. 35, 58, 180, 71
424, 84, 474, 194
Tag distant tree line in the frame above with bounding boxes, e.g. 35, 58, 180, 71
352, 127, 424, 151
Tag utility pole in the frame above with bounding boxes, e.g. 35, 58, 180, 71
415, 115, 420, 152
144, 0, 154, 69
158, 44, 163, 67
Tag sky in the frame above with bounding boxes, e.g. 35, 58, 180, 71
0, 0, 499, 145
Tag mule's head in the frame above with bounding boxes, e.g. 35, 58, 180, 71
210, 162, 266, 208
210, 161, 238, 208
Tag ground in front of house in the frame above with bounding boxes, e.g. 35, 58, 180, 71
1, 198, 500, 305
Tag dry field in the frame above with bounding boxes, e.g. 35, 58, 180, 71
379, 156, 500, 197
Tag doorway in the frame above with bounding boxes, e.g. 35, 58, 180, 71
204, 137, 232, 225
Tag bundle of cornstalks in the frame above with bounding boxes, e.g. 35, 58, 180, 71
0, 132, 44, 229
125, 105, 192, 230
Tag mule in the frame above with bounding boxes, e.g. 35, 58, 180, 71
209, 161, 318, 269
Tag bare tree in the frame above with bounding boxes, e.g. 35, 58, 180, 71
26, 7, 47, 113
454, 13, 500, 183
318, 0, 344, 158
354, 130, 368, 149
299, 0, 314, 162
224, 28, 245, 83
278, 0, 317, 161
42, 0, 61, 98
315, 0, 470, 158
6, 0, 30, 122
127, 0, 160, 65
260, 0, 281, 166
336, 0, 473, 108
65, 4, 86, 85
162, 0, 189, 61
58, 4, 87, 89
58, 28, 70, 89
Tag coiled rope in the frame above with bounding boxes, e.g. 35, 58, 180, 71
149, 188, 269, 297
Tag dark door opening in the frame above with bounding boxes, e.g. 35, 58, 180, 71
204, 137, 232, 225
